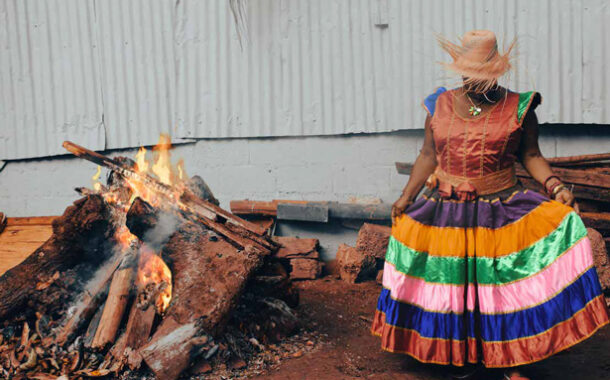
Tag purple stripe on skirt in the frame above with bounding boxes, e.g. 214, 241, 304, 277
404, 189, 549, 229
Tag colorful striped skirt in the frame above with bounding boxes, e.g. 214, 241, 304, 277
371, 184, 610, 368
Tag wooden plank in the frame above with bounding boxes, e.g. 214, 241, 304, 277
580, 212, 610, 232
0, 225, 53, 276
546, 153, 610, 165
515, 166, 610, 189
6, 216, 57, 226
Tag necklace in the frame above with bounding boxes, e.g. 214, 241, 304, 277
465, 94, 483, 116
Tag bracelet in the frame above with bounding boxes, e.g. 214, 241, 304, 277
551, 183, 567, 199
543, 175, 561, 194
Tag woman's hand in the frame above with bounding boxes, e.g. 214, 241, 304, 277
554, 188, 580, 213
392, 194, 413, 223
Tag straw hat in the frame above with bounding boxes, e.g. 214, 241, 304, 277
437, 30, 515, 93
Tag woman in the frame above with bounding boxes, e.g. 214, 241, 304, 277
371, 30, 609, 380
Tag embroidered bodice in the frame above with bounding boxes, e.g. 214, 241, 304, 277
423, 87, 541, 179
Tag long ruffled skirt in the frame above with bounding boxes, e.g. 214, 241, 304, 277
371, 184, 610, 368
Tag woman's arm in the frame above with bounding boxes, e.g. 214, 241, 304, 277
518, 109, 578, 211
391, 114, 438, 222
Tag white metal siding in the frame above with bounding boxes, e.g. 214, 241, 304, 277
0, 0, 105, 160
0, 0, 608, 160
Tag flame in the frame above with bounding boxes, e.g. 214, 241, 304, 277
88, 134, 182, 313
92, 165, 102, 192
125, 134, 187, 208
138, 245, 172, 313
135, 147, 149, 174
115, 225, 138, 248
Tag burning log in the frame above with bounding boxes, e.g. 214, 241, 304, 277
0, 195, 115, 321
91, 256, 135, 349
125, 198, 267, 379
63, 141, 274, 251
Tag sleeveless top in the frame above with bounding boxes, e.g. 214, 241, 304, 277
422, 87, 541, 199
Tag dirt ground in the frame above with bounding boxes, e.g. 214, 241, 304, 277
253, 278, 610, 380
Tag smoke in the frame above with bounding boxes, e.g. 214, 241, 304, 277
142, 211, 181, 251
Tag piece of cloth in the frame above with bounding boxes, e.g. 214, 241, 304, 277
372, 88, 610, 368
372, 184, 609, 367
428, 88, 541, 178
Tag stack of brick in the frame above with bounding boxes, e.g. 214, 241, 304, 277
272, 236, 323, 280
335, 223, 391, 284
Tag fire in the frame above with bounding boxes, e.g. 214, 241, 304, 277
138, 245, 172, 313
115, 226, 138, 248
123, 134, 187, 207
92, 165, 102, 192
88, 133, 181, 313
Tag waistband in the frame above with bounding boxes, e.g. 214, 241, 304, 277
425, 166, 518, 200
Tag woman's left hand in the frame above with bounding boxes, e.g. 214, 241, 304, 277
555, 188, 580, 213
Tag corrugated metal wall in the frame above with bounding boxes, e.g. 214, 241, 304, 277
1, 0, 608, 160
0, 0, 105, 160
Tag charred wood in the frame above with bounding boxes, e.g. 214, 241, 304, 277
0, 195, 115, 321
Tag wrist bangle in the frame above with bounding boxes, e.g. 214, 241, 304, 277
551, 183, 567, 198
544, 175, 561, 193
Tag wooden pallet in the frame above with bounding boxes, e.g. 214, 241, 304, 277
0, 216, 56, 276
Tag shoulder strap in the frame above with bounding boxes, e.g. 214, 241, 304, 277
517, 91, 542, 124
422, 87, 447, 117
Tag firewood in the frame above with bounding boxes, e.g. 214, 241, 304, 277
55, 253, 124, 346
356, 223, 391, 260
139, 317, 214, 380
580, 212, 610, 232
91, 257, 135, 349
63, 141, 270, 238
0, 212, 6, 234
516, 165, 610, 189
230, 199, 309, 216
546, 152, 610, 166
0, 195, 115, 321
134, 215, 266, 379
110, 282, 159, 365
273, 237, 320, 259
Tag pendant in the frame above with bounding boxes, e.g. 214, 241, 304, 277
469, 105, 482, 116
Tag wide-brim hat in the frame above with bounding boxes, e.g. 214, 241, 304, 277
437, 30, 515, 93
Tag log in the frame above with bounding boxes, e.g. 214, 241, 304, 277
91, 257, 135, 349
55, 253, 124, 346
515, 165, 610, 189
516, 177, 610, 203
109, 282, 158, 370
356, 223, 391, 260
546, 153, 610, 166
0, 195, 115, 321
63, 141, 271, 239
580, 212, 610, 232
139, 318, 214, 380
0, 212, 5, 234
273, 237, 320, 259
336, 244, 376, 284
127, 204, 267, 380
289, 258, 322, 280
229, 200, 309, 216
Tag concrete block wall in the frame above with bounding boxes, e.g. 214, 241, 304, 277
0, 126, 608, 259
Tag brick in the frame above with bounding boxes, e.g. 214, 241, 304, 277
335, 243, 376, 284
289, 258, 322, 280
356, 223, 391, 260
